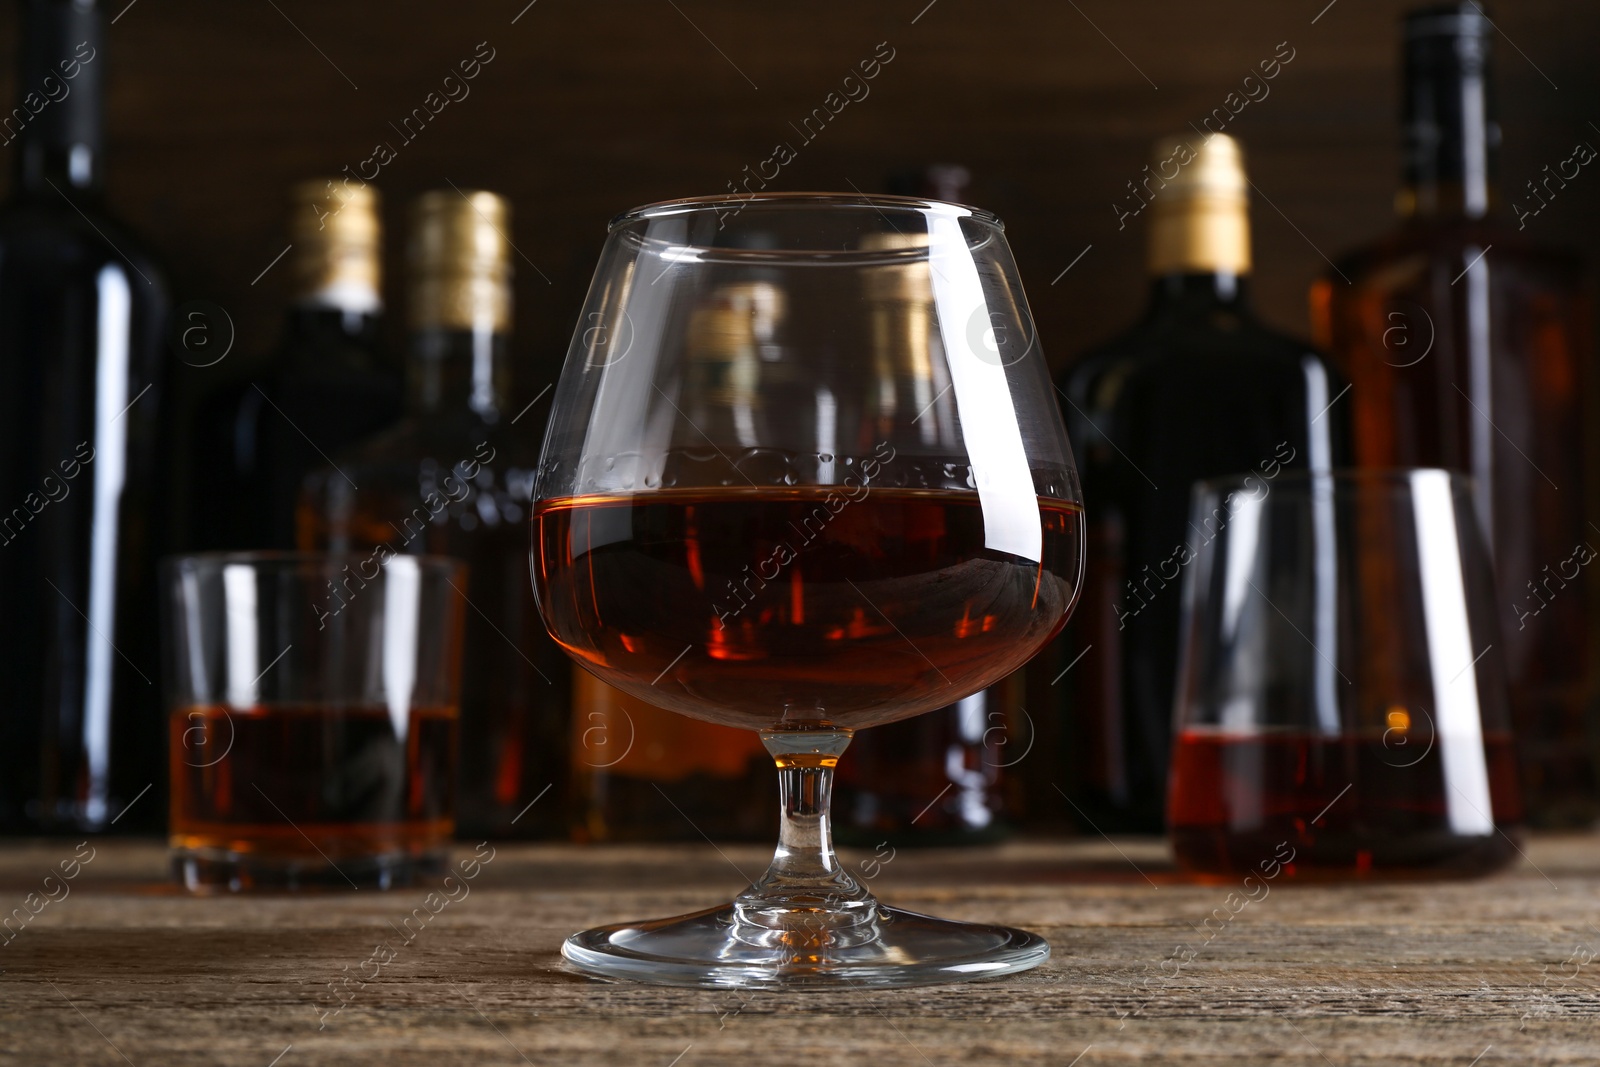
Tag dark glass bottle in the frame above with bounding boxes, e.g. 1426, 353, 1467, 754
836, 676, 1024, 846
1058, 132, 1350, 833
191, 179, 400, 550
298, 190, 568, 839
0, 0, 170, 832
831, 164, 1030, 845
1311, 4, 1595, 826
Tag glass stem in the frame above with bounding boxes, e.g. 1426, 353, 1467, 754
735, 728, 876, 938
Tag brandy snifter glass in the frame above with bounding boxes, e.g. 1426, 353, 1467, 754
532, 193, 1084, 987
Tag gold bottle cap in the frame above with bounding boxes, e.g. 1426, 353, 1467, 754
860, 231, 932, 304
685, 283, 786, 407
1147, 132, 1252, 276
686, 304, 752, 362
408, 189, 513, 332
288, 178, 381, 311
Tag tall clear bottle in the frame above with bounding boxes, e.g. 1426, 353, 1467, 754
0, 0, 170, 832
297, 190, 568, 838
192, 179, 400, 550
1058, 133, 1349, 832
1311, 3, 1595, 826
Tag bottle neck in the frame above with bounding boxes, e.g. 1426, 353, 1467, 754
407, 324, 509, 419
1146, 271, 1251, 317
12, 0, 105, 196
1400, 10, 1498, 221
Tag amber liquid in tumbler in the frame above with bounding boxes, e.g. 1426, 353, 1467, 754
169, 704, 457, 867
535, 487, 1083, 731
1168, 729, 1522, 877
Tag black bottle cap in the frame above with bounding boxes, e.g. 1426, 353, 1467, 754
1400, 2, 1498, 213
886, 164, 972, 205
15, 0, 104, 157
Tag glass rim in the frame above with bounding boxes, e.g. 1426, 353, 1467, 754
163, 550, 466, 575
608, 191, 1005, 232
1193, 466, 1475, 497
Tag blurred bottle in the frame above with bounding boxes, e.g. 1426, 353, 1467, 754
1311, 4, 1595, 826
1057, 132, 1349, 832
0, 0, 170, 832
192, 179, 400, 550
566, 289, 775, 842
836, 675, 1025, 846
833, 162, 1029, 844
569, 667, 772, 842
298, 189, 568, 838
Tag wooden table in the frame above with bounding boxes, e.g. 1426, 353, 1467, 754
2, 836, 1597, 1065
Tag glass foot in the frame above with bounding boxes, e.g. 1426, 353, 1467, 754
561, 902, 1050, 989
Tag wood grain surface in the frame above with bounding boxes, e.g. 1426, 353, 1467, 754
1, 836, 1597, 1065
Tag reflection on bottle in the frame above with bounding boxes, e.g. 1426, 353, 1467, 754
685, 282, 785, 450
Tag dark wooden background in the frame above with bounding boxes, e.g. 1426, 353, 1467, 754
3, 0, 1596, 437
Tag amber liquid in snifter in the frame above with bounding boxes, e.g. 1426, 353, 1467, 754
169, 704, 457, 870
536, 486, 1084, 730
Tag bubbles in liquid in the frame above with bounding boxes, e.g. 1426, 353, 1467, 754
549, 448, 1075, 500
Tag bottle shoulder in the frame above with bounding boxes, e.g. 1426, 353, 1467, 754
1329, 217, 1585, 290
299, 412, 539, 551
0, 196, 165, 281
319, 411, 538, 484
269, 337, 399, 392
1064, 312, 1336, 405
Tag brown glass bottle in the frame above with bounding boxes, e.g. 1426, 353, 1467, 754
1058, 133, 1350, 833
1310, 5, 1595, 826
568, 667, 771, 842
297, 190, 568, 838
562, 289, 783, 842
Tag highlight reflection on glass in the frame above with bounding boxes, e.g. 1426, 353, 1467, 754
533, 193, 1084, 988
1168, 469, 1522, 876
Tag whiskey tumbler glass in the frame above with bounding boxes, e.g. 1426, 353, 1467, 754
164, 552, 466, 890
1168, 469, 1523, 877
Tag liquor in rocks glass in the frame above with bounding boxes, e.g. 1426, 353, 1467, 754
532, 193, 1084, 987
1168, 470, 1523, 876
164, 553, 465, 890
